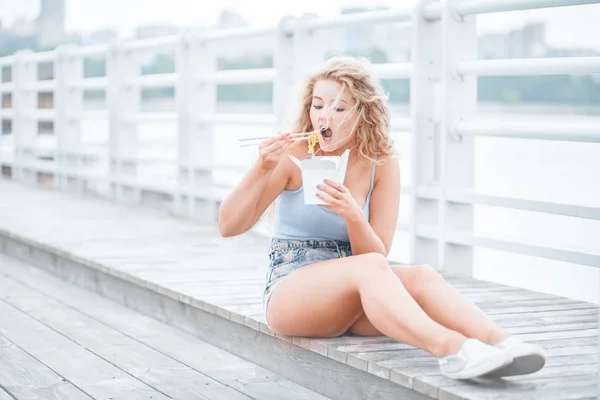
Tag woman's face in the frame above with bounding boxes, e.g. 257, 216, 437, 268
309, 79, 358, 154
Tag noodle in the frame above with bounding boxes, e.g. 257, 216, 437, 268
307, 132, 319, 156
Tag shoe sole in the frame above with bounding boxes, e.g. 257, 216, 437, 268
443, 354, 513, 380
483, 354, 546, 378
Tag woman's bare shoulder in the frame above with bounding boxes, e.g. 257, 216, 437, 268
374, 152, 400, 184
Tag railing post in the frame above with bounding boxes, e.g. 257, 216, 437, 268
293, 14, 327, 88
409, 0, 442, 267
11, 50, 37, 186
438, 0, 477, 275
273, 16, 296, 130
178, 31, 216, 222
54, 44, 83, 193
175, 30, 189, 217
107, 39, 141, 204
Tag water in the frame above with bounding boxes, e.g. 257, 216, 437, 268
2, 102, 599, 304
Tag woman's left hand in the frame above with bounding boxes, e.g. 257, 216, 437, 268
316, 179, 363, 222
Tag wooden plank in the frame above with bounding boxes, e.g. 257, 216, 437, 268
490, 313, 597, 327
514, 328, 598, 341
504, 321, 598, 335
439, 374, 599, 400
464, 290, 562, 301
480, 302, 597, 315
489, 307, 598, 319
0, 256, 330, 400
524, 336, 598, 348
0, 276, 255, 400
0, 301, 172, 400
0, 335, 89, 400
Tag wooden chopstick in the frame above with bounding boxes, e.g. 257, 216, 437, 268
238, 135, 314, 147
238, 130, 318, 143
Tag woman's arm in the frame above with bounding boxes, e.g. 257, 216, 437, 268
346, 155, 401, 256
218, 161, 289, 237
218, 134, 293, 237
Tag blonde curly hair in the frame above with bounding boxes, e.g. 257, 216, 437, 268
286, 55, 395, 164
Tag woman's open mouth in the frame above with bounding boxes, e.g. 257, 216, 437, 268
320, 127, 333, 143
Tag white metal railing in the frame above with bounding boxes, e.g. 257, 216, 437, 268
0, 1, 599, 277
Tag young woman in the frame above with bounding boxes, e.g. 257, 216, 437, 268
218, 56, 546, 380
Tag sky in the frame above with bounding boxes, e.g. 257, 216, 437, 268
2, 0, 600, 51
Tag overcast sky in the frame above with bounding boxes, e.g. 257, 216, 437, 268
2, 0, 600, 51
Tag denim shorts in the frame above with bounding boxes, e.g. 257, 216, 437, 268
262, 238, 352, 329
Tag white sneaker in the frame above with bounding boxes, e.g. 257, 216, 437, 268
438, 338, 513, 380
484, 336, 547, 378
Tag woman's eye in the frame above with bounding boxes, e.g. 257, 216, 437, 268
312, 105, 323, 110
335, 108, 345, 112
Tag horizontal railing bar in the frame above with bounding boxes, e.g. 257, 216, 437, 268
457, 0, 600, 17
72, 77, 108, 90
416, 186, 600, 220
66, 110, 109, 120
113, 177, 178, 194
455, 120, 600, 143
123, 73, 177, 88
29, 51, 56, 62
118, 154, 176, 164
449, 231, 600, 268
201, 68, 277, 84
307, 9, 412, 30
13, 160, 57, 174
187, 184, 234, 202
0, 109, 14, 118
373, 62, 412, 80
202, 26, 278, 42
58, 169, 106, 180
0, 83, 15, 91
198, 113, 277, 125
446, 189, 600, 220
73, 44, 109, 57
456, 57, 600, 77
415, 226, 600, 268
25, 80, 56, 91
122, 112, 176, 123
0, 55, 16, 66
423, 2, 443, 20
60, 148, 106, 158
121, 35, 179, 51
25, 110, 56, 120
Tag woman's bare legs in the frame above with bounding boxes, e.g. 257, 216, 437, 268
348, 265, 510, 345
267, 253, 467, 357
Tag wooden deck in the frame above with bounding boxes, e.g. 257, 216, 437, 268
0, 254, 327, 400
0, 179, 598, 400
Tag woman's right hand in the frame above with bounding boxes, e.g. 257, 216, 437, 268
257, 132, 293, 172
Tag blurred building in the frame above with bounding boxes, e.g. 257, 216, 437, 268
479, 22, 546, 59
37, 0, 66, 50
218, 10, 247, 29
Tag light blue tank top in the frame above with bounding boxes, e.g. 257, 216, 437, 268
272, 158, 377, 242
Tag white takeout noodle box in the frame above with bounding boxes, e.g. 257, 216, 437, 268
288, 149, 351, 205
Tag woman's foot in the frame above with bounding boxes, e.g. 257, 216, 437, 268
483, 336, 547, 378
438, 338, 513, 380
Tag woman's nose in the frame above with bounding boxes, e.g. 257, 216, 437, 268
317, 112, 330, 128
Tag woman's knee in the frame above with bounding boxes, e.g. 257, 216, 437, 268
351, 252, 390, 276
410, 264, 443, 296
